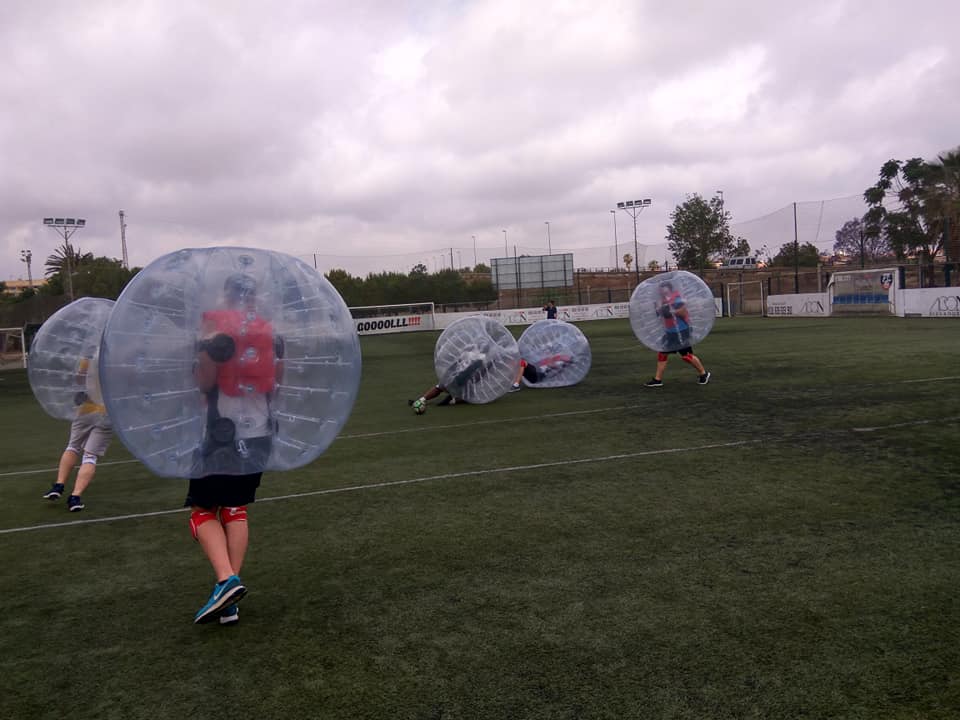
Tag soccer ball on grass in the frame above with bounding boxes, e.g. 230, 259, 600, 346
412, 398, 427, 415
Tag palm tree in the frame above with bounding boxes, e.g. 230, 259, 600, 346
44, 242, 93, 278
924, 148, 960, 262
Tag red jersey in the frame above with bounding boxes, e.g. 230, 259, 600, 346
201, 310, 276, 396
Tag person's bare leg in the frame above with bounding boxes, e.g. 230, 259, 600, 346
224, 520, 249, 576
56, 450, 79, 485
684, 353, 706, 375
72, 462, 96, 496
654, 358, 668, 381
194, 513, 236, 582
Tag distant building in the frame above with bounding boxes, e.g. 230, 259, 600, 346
2, 278, 46, 296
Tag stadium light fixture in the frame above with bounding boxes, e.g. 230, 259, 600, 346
41, 215, 86, 301
617, 199, 652, 284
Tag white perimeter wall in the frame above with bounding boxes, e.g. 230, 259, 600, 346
768, 288, 960, 318
353, 290, 957, 337
356, 299, 723, 335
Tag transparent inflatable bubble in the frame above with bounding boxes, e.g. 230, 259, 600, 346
629, 270, 716, 352
99, 247, 362, 478
434, 316, 520, 404
27, 297, 115, 422
517, 319, 591, 388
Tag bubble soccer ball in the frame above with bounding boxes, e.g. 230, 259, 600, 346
434, 316, 520, 404
99, 247, 362, 478
27, 297, 115, 422
411, 398, 427, 415
517, 319, 591, 388
629, 270, 716, 352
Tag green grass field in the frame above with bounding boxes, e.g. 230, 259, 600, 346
1, 317, 958, 719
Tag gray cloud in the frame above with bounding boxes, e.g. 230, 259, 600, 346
2, 0, 957, 282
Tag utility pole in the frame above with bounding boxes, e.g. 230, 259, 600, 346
793, 202, 800, 293
610, 210, 619, 270
119, 210, 129, 269
20, 249, 33, 290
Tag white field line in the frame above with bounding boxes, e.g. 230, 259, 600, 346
5, 403, 960, 536
0, 406, 637, 479
852, 415, 960, 433
5, 369, 959, 479
0, 439, 759, 535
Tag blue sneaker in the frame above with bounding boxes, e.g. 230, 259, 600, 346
194, 575, 246, 624
44, 483, 65, 500
219, 604, 239, 626
66, 495, 85, 512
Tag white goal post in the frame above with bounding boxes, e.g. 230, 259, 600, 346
827, 268, 898, 315
0, 326, 27, 370
725, 280, 766, 317
349, 301, 436, 335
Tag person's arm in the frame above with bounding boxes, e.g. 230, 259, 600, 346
273, 335, 285, 384
194, 348, 218, 393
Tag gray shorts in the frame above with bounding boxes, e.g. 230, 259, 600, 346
67, 413, 113, 459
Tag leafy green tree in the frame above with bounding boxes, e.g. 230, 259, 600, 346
833, 217, 892, 266
730, 237, 752, 257
863, 148, 960, 267
666, 194, 736, 272
769, 241, 821, 267
623, 254, 633, 272
411, 263, 428, 275
71, 257, 139, 299
472, 263, 490, 273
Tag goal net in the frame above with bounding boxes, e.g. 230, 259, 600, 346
0, 327, 27, 370
349, 301, 436, 335
827, 268, 897, 315
725, 280, 766, 317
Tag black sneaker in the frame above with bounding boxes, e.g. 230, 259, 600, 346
644, 378, 663, 387
43, 483, 65, 500
67, 495, 85, 512
407, 399, 415, 406
698, 372, 711, 385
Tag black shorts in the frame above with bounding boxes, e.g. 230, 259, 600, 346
184, 473, 262, 509
662, 329, 691, 351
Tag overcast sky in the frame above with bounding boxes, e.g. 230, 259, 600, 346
2, 0, 958, 281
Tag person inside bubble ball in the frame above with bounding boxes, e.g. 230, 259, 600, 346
408, 351, 489, 409
187, 272, 284, 625
511, 353, 574, 389
42, 353, 113, 512
645, 280, 710, 387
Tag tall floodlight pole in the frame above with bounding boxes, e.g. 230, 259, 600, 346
544, 221, 552, 255
20, 249, 33, 289
472, 235, 477, 266
119, 210, 129, 269
616, 199, 652, 285
503, 229, 507, 255
42, 216, 86, 301
610, 210, 619, 270
793, 201, 800, 293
